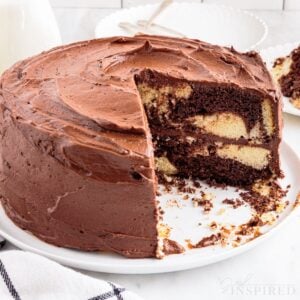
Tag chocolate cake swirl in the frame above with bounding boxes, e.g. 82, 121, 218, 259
0, 35, 282, 258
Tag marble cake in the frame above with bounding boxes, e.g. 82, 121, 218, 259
272, 45, 300, 109
0, 35, 282, 258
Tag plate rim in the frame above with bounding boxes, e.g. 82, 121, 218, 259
0, 141, 299, 274
94, 2, 268, 51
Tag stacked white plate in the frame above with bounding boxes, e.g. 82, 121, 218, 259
95, 2, 267, 52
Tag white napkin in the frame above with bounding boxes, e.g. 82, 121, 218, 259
0, 250, 142, 300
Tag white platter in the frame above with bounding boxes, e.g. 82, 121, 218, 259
95, 2, 267, 51
0, 141, 299, 274
260, 42, 300, 117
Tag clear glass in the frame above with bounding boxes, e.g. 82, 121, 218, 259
0, 0, 61, 74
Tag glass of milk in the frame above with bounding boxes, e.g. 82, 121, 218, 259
0, 0, 61, 74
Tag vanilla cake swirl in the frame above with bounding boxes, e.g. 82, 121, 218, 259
0, 35, 282, 258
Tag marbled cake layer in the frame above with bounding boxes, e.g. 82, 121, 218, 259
137, 74, 281, 187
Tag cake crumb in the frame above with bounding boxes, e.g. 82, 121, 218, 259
163, 239, 185, 255
203, 192, 214, 201
193, 181, 201, 188
158, 223, 172, 239
191, 233, 221, 248
240, 180, 288, 214
179, 186, 196, 194
260, 211, 277, 225
291, 97, 300, 109
294, 193, 300, 208
209, 221, 218, 230
192, 197, 213, 213
222, 198, 244, 209
166, 199, 183, 208
217, 208, 226, 215
236, 217, 261, 236
185, 239, 193, 249
182, 194, 189, 201
275, 201, 287, 213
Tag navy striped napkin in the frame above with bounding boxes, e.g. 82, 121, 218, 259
0, 250, 142, 300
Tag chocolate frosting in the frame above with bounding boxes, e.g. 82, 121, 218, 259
0, 35, 279, 258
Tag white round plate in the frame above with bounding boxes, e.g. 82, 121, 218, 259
260, 42, 300, 117
0, 141, 299, 274
95, 2, 267, 52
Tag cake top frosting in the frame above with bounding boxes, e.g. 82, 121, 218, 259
0, 35, 277, 161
